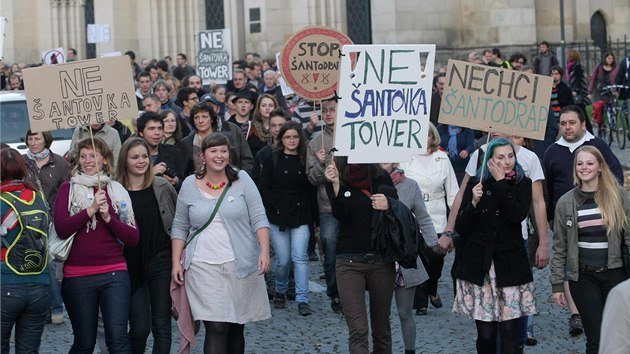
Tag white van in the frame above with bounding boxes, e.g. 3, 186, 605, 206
0, 91, 73, 156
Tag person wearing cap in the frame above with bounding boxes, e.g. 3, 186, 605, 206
228, 90, 257, 131
180, 102, 253, 176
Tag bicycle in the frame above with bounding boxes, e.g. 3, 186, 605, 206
597, 85, 629, 150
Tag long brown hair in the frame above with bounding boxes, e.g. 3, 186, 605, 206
573, 145, 627, 236
275, 121, 307, 162
1, 148, 38, 191
115, 138, 154, 190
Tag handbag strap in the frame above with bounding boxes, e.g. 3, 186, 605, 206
184, 182, 231, 248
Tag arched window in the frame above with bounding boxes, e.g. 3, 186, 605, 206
590, 11, 607, 50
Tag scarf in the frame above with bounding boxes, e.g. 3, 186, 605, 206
26, 148, 50, 162
252, 119, 272, 143
348, 164, 371, 191
504, 170, 517, 181
69, 171, 135, 232
0, 180, 26, 193
566, 60, 575, 81
389, 168, 406, 186
447, 126, 460, 159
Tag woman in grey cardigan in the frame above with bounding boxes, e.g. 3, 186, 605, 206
171, 133, 271, 354
381, 163, 441, 354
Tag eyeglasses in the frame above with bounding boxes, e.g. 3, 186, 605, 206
282, 135, 300, 141
188, 96, 199, 101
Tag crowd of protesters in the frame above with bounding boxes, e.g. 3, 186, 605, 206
2, 41, 630, 354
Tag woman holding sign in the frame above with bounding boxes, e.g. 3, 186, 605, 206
452, 138, 535, 354
53, 138, 139, 353
324, 159, 396, 354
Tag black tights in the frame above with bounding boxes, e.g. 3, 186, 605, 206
203, 321, 245, 354
475, 319, 519, 354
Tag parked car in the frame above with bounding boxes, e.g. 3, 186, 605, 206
0, 91, 73, 156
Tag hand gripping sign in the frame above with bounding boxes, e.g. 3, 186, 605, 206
334, 44, 436, 163
281, 26, 353, 100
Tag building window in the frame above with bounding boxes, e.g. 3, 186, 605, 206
249, 8, 261, 33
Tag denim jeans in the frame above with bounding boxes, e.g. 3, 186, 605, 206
48, 260, 64, 315
569, 268, 626, 354
336, 256, 395, 354
62, 271, 132, 354
270, 224, 310, 303
319, 213, 340, 298
1, 283, 49, 354
128, 250, 172, 354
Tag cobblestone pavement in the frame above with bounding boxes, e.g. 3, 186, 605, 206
33, 142, 630, 354
37, 244, 588, 354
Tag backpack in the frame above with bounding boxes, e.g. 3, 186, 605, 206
0, 191, 49, 275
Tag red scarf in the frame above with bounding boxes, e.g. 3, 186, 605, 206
347, 164, 371, 191
389, 169, 406, 186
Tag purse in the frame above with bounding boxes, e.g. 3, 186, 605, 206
48, 222, 75, 261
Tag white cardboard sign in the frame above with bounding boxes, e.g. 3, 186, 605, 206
195, 29, 232, 85
334, 44, 436, 163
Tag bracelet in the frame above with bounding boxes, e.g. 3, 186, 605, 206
442, 231, 454, 238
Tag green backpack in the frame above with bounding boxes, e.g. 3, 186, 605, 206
0, 191, 49, 275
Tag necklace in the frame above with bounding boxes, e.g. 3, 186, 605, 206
206, 180, 227, 190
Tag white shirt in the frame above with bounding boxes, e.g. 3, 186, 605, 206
192, 191, 235, 264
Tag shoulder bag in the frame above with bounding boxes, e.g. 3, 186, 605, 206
184, 182, 231, 248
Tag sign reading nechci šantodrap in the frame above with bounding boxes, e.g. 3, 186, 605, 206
439, 59, 552, 140
196, 29, 232, 85
335, 44, 436, 163
22, 56, 136, 133
281, 26, 353, 100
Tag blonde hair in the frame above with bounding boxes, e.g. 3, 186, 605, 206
72, 137, 115, 176
427, 122, 440, 152
573, 145, 627, 236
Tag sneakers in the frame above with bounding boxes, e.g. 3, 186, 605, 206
569, 314, 584, 336
331, 297, 343, 313
51, 313, 64, 325
298, 302, 312, 316
273, 293, 286, 309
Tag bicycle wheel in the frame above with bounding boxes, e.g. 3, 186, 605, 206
614, 107, 627, 149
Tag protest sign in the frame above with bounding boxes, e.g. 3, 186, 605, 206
275, 51, 294, 96
281, 26, 353, 100
196, 29, 232, 85
87, 24, 111, 44
22, 55, 136, 133
439, 59, 553, 140
41, 47, 65, 65
334, 44, 436, 163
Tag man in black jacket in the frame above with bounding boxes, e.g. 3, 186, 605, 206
137, 112, 184, 190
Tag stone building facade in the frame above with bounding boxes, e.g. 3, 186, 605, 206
1, 0, 628, 68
